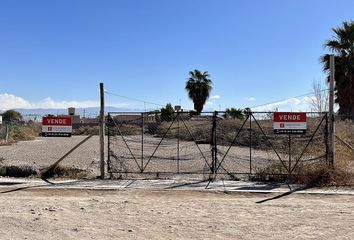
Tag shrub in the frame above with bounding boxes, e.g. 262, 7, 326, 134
41, 165, 93, 179
1, 109, 23, 123
224, 108, 245, 120
252, 163, 288, 182
73, 125, 99, 135
8, 123, 41, 142
160, 103, 175, 122
0, 165, 38, 177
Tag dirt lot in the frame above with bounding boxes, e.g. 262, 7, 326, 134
0, 135, 278, 177
0, 133, 327, 179
0, 187, 353, 240
0, 136, 104, 175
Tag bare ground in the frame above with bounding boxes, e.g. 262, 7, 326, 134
0, 136, 104, 175
0, 134, 326, 179
0, 187, 353, 240
0, 136, 277, 178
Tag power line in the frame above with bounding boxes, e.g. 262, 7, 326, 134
104, 90, 165, 107
250, 89, 329, 109
106, 88, 330, 111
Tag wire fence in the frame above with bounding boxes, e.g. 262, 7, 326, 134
335, 114, 354, 172
0, 112, 102, 178
107, 110, 330, 180
0, 109, 352, 180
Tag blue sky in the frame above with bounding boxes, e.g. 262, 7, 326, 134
1, 0, 353, 111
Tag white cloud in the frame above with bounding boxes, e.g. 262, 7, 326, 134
206, 101, 213, 105
38, 97, 100, 109
0, 93, 98, 110
252, 97, 314, 112
0, 93, 31, 109
0, 93, 146, 111
210, 95, 220, 100
245, 97, 256, 101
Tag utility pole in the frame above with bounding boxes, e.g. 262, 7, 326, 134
99, 82, 105, 179
329, 55, 336, 168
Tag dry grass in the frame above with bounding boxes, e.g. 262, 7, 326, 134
108, 124, 141, 136
1, 122, 41, 144
155, 119, 270, 147
252, 119, 354, 186
40, 164, 95, 179
251, 163, 288, 182
291, 163, 354, 186
0, 165, 38, 177
154, 117, 329, 151
73, 125, 100, 135
0, 163, 94, 179
290, 119, 353, 186
252, 162, 354, 186
336, 120, 354, 170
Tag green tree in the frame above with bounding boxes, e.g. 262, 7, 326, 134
160, 103, 175, 122
225, 108, 245, 120
185, 69, 213, 114
2, 110, 23, 123
321, 21, 354, 119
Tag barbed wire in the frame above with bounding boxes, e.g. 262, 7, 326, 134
104, 90, 165, 107
104, 88, 333, 112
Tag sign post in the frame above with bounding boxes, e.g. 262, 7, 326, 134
42, 116, 72, 137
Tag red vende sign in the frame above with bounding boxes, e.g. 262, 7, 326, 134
42, 116, 73, 137
42, 117, 72, 126
273, 112, 307, 134
273, 112, 306, 122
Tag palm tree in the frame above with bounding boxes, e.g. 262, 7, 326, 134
185, 69, 213, 114
321, 21, 354, 120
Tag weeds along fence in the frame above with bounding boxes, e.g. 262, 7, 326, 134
107, 111, 330, 180
0, 120, 42, 144
335, 114, 354, 174
0, 122, 9, 143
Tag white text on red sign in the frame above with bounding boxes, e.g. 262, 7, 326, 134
279, 115, 302, 121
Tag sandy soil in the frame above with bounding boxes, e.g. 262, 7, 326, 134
0, 136, 105, 175
0, 135, 280, 178
0, 133, 326, 179
0, 188, 353, 240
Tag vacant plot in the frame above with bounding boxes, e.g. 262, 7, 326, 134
0, 136, 104, 176
0, 187, 353, 240
0, 134, 327, 180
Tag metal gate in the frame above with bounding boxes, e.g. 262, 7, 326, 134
107, 111, 328, 180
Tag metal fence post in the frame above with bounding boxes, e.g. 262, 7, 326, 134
288, 134, 291, 172
211, 111, 218, 178
325, 112, 329, 165
177, 111, 180, 173
99, 82, 105, 179
249, 109, 252, 175
5, 123, 9, 143
107, 114, 111, 175
141, 112, 144, 170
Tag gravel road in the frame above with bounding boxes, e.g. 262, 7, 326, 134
0, 188, 353, 240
